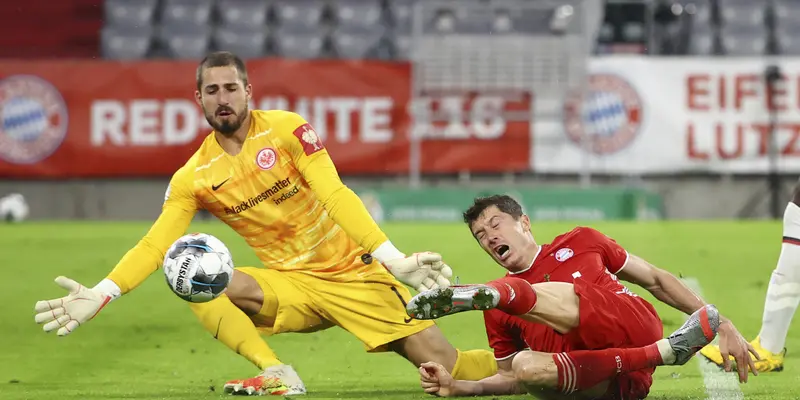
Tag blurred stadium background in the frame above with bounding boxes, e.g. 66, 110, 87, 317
2, 0, 799, 222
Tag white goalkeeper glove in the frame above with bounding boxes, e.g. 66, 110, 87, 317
34, 276, 118, 336
372, 241, 454, 292
383, 252, 454, 292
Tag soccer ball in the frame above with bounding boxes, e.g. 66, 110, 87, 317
0, 193, 29, 222
162, 233, 234, 303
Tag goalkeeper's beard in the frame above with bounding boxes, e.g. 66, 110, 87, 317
205, 106, 248, 136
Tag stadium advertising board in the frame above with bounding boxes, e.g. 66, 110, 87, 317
0, 59, 530, 178
536, 57, 800, 174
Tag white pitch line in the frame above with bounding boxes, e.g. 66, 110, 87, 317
681, 277, 745, 400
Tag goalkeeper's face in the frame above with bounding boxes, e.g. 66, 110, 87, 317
470, 206, 536, 273
196, 66, 252, 136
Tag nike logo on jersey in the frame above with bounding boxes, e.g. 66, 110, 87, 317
212, 178, 230, 191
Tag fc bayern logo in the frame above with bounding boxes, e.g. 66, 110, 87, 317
555, 248, 574, 262
0, 75, 68, 164
256, 147, 277, 170
563, 74, 642, 155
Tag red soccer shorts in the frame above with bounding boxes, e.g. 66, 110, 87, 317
565, 278, 664, 400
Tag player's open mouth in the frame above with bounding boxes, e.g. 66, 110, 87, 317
494, 244, 510, 260
217, 109, 234, 117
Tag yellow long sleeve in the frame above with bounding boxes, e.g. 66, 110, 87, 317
278, 112, 388, 253
106, 164, 198, 294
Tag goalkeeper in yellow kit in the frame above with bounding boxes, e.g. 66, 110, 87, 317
32, 52, 498, 396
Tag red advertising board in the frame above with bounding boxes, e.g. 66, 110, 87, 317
0, 59, 531, 178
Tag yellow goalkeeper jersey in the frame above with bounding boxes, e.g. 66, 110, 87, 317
107, 110, 389, 294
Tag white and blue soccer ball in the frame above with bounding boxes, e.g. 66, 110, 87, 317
0, 193, 29, 222
163, 233, 234, 303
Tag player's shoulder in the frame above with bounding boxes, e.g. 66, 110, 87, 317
553, 226, 607, 247
252, 109, 308, 132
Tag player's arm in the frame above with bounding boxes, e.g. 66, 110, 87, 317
278, 112, 451, 291
33, 166, 198, 336
427, 359, 524, 396
587, 227, 760, 381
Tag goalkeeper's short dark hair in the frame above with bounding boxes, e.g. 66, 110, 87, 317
196, 51, 249, 90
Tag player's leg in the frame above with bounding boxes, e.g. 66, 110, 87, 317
511, 350, 653, 400
190, 267, 323, 396
294, 266, 498, 381
701, 183, 800, 371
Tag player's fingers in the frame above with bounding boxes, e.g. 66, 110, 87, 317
439, 264, 453, 279
34, 307, 65, 324
57, 319, 80, 336
42, 314, 71, 333
746, 342, 762, 361
34, 297, 65, 313
423, 277, 437, 290
54, 276, 82, 293
735, 353, 748, 383
424, 386, 439, 394
721, 350, 732, 372
415, 252, 442, 264
435, 274, 451, 288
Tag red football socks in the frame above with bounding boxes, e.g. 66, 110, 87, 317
553, 345, 663, 394
487, 277, 538, 315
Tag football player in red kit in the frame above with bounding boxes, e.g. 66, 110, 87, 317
406, 195, 758, 399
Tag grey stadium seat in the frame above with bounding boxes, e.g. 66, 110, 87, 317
101, 25, 153, 60
104, 0, 158, 28
331, 29, 388, 59
217, 0, 270, 30
331, 0, 384, 33
719, 25, 768, 56
687, 25, 716, 55
387, 0, 414, 35
273, 0, 328, 34
717, 0, 767, 28
161, 0, 214, 29
775, 24, 800, 55
272, 29, 328, 59
213, 26, 268, 59
773, 0, 800, 31
156, 25, 211, 60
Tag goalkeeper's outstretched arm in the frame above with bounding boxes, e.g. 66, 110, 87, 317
277, 111, 452, 291
34, 165, 198, 336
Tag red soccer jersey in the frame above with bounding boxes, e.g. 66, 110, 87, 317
483, 226, 635, 360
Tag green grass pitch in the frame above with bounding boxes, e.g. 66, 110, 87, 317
3, 220, 800, 399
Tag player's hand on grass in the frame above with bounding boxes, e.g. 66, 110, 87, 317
34, 276, 112, 336
419, 361, 456, 397
718, 319, 760, 383
383, 252, 454, 292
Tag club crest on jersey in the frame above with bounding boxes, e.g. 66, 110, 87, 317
256, 147, 277, 170
293, 123, 324, 155
0, 75, 69, 164
555, 248, 574, 262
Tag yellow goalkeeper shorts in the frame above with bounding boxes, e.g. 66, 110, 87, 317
236, 264, 435, 352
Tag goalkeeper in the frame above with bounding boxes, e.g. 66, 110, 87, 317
33, 51, 498, 396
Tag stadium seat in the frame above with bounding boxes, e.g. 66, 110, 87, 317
775, 24, 800, 55
331, 27, 391, 59
156, 25, 212, 60
217, 0, 270, 30
273, 0, 328, 34
161, 0, 214, 29
717, 0, 767, 29
392, 33, 412, 59
100, 25, 153, 60
687, 25, 716, 55
386, 0, 414, 35
621, 22, 646, 42
772, 0, 800, 33
719, 26, 769, 56
213, 26, 269, 59
104, 0, 158, 28
272, 29, 328, 59
331, 0, 384, 33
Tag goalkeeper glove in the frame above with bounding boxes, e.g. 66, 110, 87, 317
34, 276, 119, 336
372, 241, 454, 292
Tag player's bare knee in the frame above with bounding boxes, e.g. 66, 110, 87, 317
511, 351, 558, 388
226, 270, 264, 315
